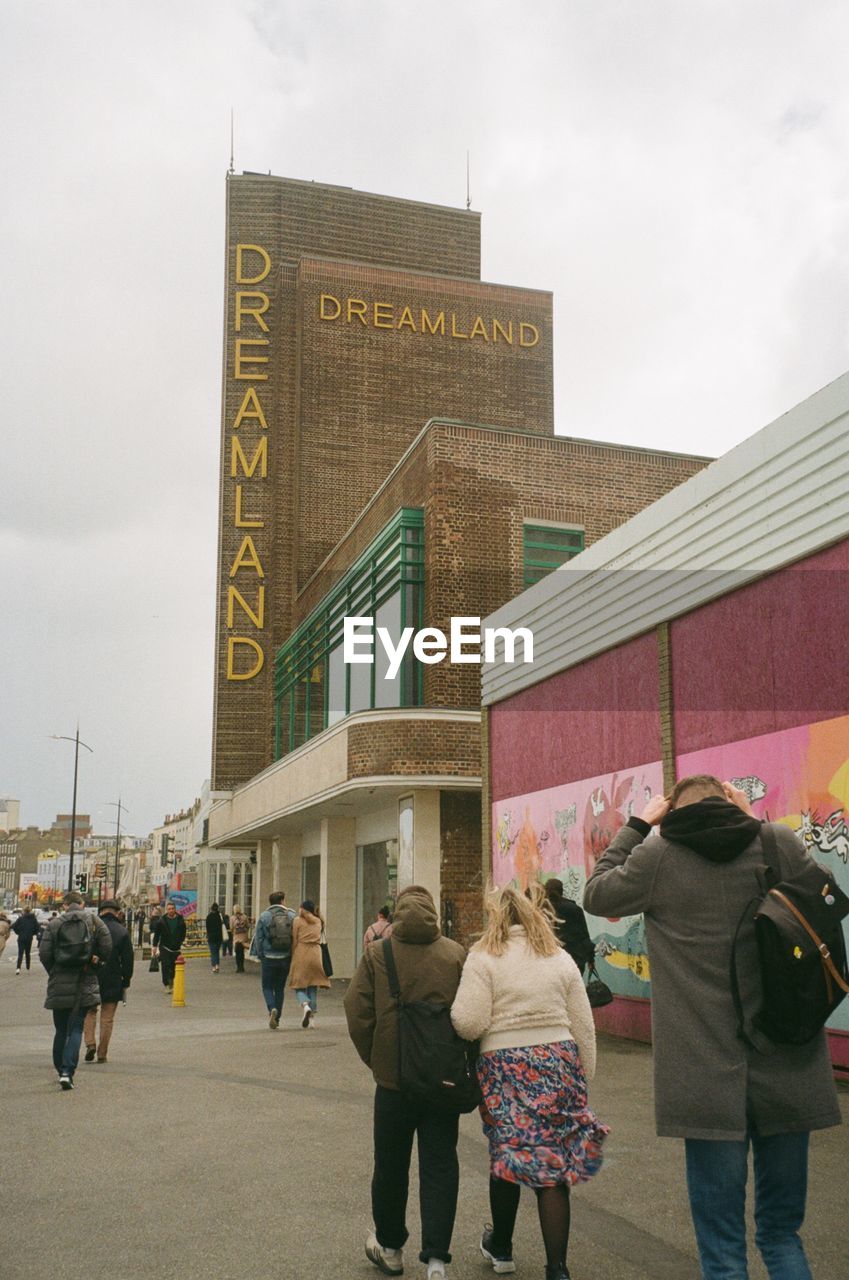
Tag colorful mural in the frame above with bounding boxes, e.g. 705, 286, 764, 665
492, 759, 663, 999
491, 713, 849, 1035
679, 712, 849, 1034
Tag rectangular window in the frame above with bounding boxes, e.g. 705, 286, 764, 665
274, 509, 424, 758
523, 522, 585, 586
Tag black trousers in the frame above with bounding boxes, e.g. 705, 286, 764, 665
17, 937, 34, 969
372, 1085, 460, 1264
160, 948, 179, 987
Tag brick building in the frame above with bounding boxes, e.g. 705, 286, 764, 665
208, 173, 707, 974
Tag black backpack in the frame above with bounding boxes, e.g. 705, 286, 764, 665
54, 912, 96, 969
268, 906, 294, 953
382, 938, 481, 1114
732, 824, 849, 1046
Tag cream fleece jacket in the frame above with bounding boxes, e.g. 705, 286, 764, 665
450, 925, 597, 1079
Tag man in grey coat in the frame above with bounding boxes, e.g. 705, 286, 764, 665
39, 890, 112, 1090
584, 774, 841, 1280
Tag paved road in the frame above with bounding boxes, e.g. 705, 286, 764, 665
1, 949, 846, 1280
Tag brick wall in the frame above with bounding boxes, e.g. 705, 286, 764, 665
440, 790, 484, 946
295, 257, 553, 584
346, 720, 480, 779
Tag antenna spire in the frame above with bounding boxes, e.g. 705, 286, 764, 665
229, 109, 235, 175
466, 150, 471, 210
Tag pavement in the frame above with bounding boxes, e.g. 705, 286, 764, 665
1, 948, 846, 1280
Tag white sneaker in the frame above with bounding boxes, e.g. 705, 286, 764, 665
427, 1261, 446, 1279
365, 1231, 404, 1275
59, 1075, 73, 1091
15, 968, 20, 975
301, 1005, 312, 1028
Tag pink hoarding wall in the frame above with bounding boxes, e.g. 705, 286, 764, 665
671, 540, 849, 754
487, 539, 849, 1067
489, 632, 661, 803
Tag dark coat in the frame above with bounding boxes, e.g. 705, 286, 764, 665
97, 913, 134, 1003
584, 818, 842, 1140
39, 906, 113, 1010
12, 911, 40, 941
152, 913, 186, 952
550, 897, 594, 970
205, 909, 224, 944
343, 888, 466, 1090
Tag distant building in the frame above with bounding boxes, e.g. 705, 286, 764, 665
207, 173, 708, 975
0, 798, 20, 833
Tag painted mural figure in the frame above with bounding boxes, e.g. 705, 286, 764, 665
584, 774, 842, 1280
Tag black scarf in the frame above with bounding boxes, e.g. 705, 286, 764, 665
660, 797, 761, 863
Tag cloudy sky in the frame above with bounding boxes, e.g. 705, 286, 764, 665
2, 1, 848, 837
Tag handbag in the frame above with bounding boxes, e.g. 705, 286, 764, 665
149, 953, 160, 973
320, 928, 333, 978
585, 962, 613, 1009
221, 923, 229, 943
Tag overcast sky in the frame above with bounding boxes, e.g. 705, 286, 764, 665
2, 1, 848, 837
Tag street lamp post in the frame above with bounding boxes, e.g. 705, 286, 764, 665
50, 728, 93, 892
105, 798, 129, 898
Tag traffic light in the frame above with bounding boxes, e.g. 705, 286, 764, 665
74, 873, 87, 892
159, 833, 173, 867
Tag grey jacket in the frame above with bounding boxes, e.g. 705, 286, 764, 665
584, 820, 842, 1140
39, 906, 113, 1010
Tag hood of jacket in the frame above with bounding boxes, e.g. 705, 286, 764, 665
390, 888, 440, 945
660, 797, 762, 863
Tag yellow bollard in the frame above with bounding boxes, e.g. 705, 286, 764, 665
171, 955, 186, 1007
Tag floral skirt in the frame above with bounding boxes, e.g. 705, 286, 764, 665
477, 1040, 609, 1187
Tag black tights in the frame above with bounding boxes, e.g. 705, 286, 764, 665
489, 1176, 571, 1269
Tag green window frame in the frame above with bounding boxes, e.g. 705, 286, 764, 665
274, 508, 424, 759
523, 522, 585, 586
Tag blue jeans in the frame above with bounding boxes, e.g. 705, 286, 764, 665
209, 941, 221, 968
261, 958, 290, 1016
52, 1008, 86, 1078
685, 1131, 812, 1279
296, 986, 317, 1011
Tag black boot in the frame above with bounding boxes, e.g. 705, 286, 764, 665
544, 1266, 570, 1280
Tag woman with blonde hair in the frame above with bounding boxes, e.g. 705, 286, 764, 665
230, 904, 250, 973
451, 885, 607, 1280
288, 899, 330, 1027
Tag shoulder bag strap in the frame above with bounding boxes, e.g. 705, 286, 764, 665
759, 823, 782, 887
382, 936, 401, 1002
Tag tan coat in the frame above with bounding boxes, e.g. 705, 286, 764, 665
288, 911, 330, 989
0, 916, 10, 955
231, 912, 250, 945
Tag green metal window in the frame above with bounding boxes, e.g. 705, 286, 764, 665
274, 508, 424, 758
523, 522, 585, 586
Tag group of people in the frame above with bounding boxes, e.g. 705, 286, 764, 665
15, 770, 842, 1277
341, 773, 841, 1280
37, 892, 134, 1087
253, 892, 331, 1028
204, 902, 251, 972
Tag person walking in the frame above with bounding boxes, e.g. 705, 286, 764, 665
254, 890, 295, 1028
12, 904, 40, 973
584, 775, 843, 1280
205, 902, 224, 972
344, 885, 467, 1280
221, 908, 233, 958
0, 911, 11, 960
289, 899, 330, 1027
231, 904, 250, 972
363, 905, 393, 951
543, 879, 595, 975
39, 891, 112, 1089
134, 906, 146, 948
451, 885, 606, 1280
151, 900, 186, 992
82, 900, 134, 1064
